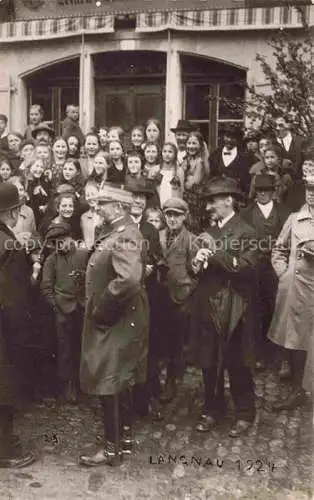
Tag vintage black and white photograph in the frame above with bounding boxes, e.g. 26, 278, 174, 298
0, 0, 313, 498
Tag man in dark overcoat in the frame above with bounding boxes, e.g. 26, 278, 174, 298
241, 174, 290, 368
0, 183, 35, 467
79, 183, 149, 467
127, 179, 166, 419
189, 177, 259, 437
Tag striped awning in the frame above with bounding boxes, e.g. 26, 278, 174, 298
0, 14, 114, 42
136, 5, 313, 31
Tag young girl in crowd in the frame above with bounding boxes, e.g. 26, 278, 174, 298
49, 191, 83, 242
51, 137, 68, 180
158, 142, 184, 206
9, 176, 36, 247
130, 126, 145, 152
182, 131, 209, 232
88, 151, 109, 189
249, 135, 274, 176
67, 135, 81, 159
107, 140, 126, 184
80, 133, 100, 180
145, 118, 161, 145
58, 159, 84, 198
27, 157, 52, 227
25, 104, 44, 141
125, 151, 143, 188
0, 157, 13, 182
98, 126, 109, 152
80, 181, 101, 249
143, 142, 161, 181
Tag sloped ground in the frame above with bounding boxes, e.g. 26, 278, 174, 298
0, 368, 313, 500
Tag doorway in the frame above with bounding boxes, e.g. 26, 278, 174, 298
95, 83, 165, 133
93, 51, 166, 138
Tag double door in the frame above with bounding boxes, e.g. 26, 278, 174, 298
95, 83, 165, 135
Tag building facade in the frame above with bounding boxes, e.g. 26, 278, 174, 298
0, 0, 313, 148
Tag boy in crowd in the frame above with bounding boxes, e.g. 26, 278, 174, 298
62, 105, 84, 144
41, 222, 89, 402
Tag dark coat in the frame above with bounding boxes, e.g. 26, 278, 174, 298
0, 222, 33, 406
241, 201, 290, 252
209, 148, 252, 196
41, 245, 89, 316
188, 214, 259, 369
159, 226, 197, 304
280, 134, 304, 179
80, 215, 149, 395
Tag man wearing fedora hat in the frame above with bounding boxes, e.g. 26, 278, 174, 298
170, 119, 196, 165
79, 183, 149, 466
241, 174, 290, 369
0, 183, 35, 467
32, 122, 55, 145
209, 124, 251, 196
189, 177, 259, 437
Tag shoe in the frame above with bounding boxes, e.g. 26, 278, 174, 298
159, 381, 176, 404
278, 360, 291, 380
195, 414, 216, 433
79, 442, 123, 467
229, 420, 252, 438
0, 449, 35, 468
272, 388, 307, 412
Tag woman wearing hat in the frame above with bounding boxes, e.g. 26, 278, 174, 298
268, 175, 314, 408
0, 183, 36, 467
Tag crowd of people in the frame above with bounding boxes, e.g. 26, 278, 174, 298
0, 102, 313, 468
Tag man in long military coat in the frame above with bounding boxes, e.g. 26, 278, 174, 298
0, 183, 35, 468
79, 183, 149, 467
189, 177, 259, 437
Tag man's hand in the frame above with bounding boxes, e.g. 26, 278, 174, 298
192, 248, 214, 274
145, 264, 154, 277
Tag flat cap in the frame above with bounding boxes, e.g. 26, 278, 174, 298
162, 197, 189, 214
44, 222, 72, 241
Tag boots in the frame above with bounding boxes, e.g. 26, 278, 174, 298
0, 406, 35, 468
278, 360, 291, 380
121, 426, 136, 455
79, 441, 123, 467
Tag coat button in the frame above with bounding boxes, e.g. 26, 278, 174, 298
131, 306, 135, 311
130, 322, 135, 327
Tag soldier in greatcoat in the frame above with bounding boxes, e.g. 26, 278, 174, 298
0, 183, 35, 467
79, 183, 149, 467
189, 177, 259, 437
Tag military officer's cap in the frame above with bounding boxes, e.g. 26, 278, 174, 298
97, 183, 133, 205
162, 197, 189, 215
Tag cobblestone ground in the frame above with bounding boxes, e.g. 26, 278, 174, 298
0, 367, 313, 500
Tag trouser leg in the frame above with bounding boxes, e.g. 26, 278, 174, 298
101, 394, 121, 447
290, 349, 307, 387
226, 327, 255, 423
56, 315, 72, 392
202, 367, 225, 419
0, 406, 14, 456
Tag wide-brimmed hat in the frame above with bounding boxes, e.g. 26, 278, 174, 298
125, 178, 155, 197
255, 174, 276, 191
170, 119, 195, 133
0, 183, 23, 212
32, 122, 55, 139
220, 124, 242, 141
44, 222, 72, 241
163, 197, 189, 215
201, 177, 243, 200
97, 183, 133, 205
